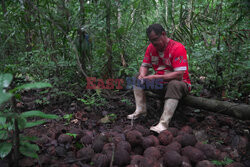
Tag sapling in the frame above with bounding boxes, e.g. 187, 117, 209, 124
0, 73, 59, 167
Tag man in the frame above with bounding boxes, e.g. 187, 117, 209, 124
127, 24, 191, 133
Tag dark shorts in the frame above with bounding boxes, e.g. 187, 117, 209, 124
153, 80, 189, 100
133, 74, 189, 100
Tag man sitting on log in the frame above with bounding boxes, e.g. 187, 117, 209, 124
127, 24, 191, 133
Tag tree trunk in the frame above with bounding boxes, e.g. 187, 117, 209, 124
117, 1, 121, 28
1, 0, 7, 16
24, 0, 32, 52
165, 0, 168, 23
146, 92, 250, 120
171, 0, 175, 30
61, 0, 70, 57
78, 0, 86, 70
155, 0, 160, 19
105, 0, 112, 78
46, 3, 57, 61
36, 0, 45, 49
186, 0, 193, 28
182, 95, 250, 120
117, 0, 127, 68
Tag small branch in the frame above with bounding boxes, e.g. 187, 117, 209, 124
72, 41, 88, 78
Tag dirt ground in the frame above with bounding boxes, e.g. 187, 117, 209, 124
1, 89, 250, 167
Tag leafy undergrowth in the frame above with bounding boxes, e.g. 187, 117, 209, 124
1, 89, 249, 167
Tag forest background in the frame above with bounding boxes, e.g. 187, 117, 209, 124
1, 0, 249, 103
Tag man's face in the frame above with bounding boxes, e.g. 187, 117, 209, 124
148, 30, 166, 52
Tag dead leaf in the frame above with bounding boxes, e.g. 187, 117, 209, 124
99, 115, 110, 124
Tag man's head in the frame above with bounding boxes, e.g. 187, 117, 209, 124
146, 24, 168, 52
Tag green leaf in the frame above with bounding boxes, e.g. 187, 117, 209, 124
0, 112, 18, 119
20, 110, 59, 119
10, 82, 52, 93
0, 92, 12, 106
20, 135, 38, 142
0, 117, 6, 129
20, 142, 39, 159
0, 130, 8, 140
18, 117, 27, 130
224, 157, 234, 165
20, 135, 38, 141
0, 73, 13, 89
66, 133, 77, 138
25, 120, 47, 128
0, 142, 12, 159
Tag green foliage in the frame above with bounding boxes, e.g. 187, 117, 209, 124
63, 114, 73, 125
0, 142, 12, 159
35, 97, 50, 105
1, 0, 249, 101
100, 113, 117, 124
74, 141, 84, 150
0, 73, 13, 104
121, 98, 133, 106
107, 113, 117, 122
201, 140, 208, 144
66, 133, 77, 139
63, 114, 73, 121
19, 142, 40, 159
77, 92, 107, 107
0, 73, 59, 159
211, 157, 234, 166
215, 140, 224, 145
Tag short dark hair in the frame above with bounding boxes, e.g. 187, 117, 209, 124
146, 24, 165, 37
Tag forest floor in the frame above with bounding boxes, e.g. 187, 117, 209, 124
2, 89, 250, 167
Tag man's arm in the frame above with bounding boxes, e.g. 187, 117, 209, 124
143, 71, 184, 81
138, 66, 149, 80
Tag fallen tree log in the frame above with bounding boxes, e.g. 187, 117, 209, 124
182, 95, 250, 120
146, 91, 250, 120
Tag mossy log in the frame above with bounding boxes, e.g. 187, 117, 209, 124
182, 95, 250, 120
146, 91, 250, 120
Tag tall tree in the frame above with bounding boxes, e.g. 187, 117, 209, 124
23, 0, 33, 52
117, 0, 127, 67
165, 0, 168, 23
105, 0, 113, 78
186, 0, 193, 28
1, 0, 7, 16
171, 0, 175, 29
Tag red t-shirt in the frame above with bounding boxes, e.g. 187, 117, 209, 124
142, 39, 191, 89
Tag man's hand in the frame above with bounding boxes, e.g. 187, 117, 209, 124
138, 66, 148, 80
137, 74, 145, 84
143, 75, 156, 80
138, 74, 145, 80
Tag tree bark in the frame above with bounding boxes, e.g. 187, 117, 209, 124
165, 0, 168, 23
78, 0, 86, 70
171, 0, 175, 30
117, 0, 127, 67
155, 0, 160, 18
117, 1, 121, 28
182, 95, 250, 120
36, 0, 45, 49
146, 92, 250, 120
105, 0, 112, 78
79, 0, 85, 24
24, 0, 33, 52
1, 0, 7, 16
186, 0, 193, 28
